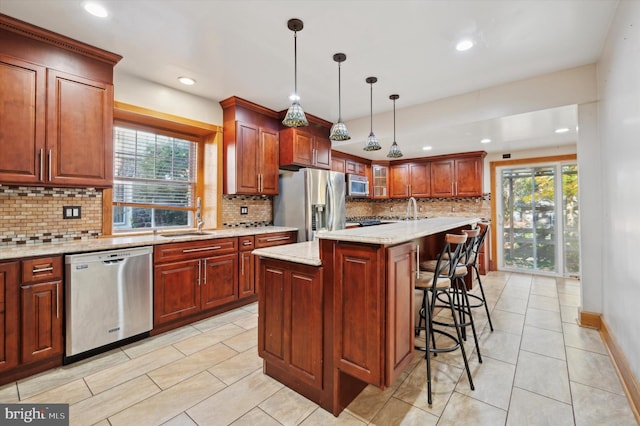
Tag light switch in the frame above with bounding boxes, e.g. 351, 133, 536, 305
240, 206, 248, 215
63, 206, 82, 219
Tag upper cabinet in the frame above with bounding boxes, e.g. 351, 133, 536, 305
0, 14, 121, 188
221, 97, 281, 195
279, 128, 331, 170
389, 162, 431, 198
431, 152, 485, 197
371, 164, 389, 199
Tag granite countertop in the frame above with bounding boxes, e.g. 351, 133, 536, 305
0, 226, 298, 260
253, 240, 321, 266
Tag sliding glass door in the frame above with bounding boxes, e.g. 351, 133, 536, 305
498, 162, 579, 276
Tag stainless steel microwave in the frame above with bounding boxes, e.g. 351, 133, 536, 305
346, 174, 369, 197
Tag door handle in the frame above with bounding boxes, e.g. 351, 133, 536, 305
183, 246, 221, 253
56, 282, 60, 319
198, 260, 201, 286
48, 149, 52, 181
39, 148, 44, 181
203, 259, 207, 284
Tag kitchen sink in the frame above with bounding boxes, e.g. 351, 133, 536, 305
160, 231, 213, 237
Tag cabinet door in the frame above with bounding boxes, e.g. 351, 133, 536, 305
236, 122, 260, 194
239, 251, 255, 299
47, 69, 113, 187
202, 253, 238, 310
20, 280, 63, 364
389, 164, 409, 198
385, 243, 414, 387
259, 128, 280, 195
258, 262, 286, 366
0, 262, 19, 373
409, 162, 431, 197
332, 158, 345, 173
431, 159, 455, 197
154, 260, 201, 326
0, 56, 46, 185
291, 131, 314, 166
455, 157, 483, 196
372, 165, 389, 199
314, 137, 331, 169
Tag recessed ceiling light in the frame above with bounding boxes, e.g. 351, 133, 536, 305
83, 2, 108, 18
422, 146, 432, 151
555, 127, 570, 133
480, 138, 491, 144
456, 39, 474, 52
178, 76, 196, 86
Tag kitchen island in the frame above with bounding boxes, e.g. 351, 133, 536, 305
254, 216, 478, 416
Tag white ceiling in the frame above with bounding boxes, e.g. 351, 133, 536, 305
0, 0, 618, 159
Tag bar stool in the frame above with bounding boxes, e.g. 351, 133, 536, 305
465, 222, 494, 332
414, 233, 474, 404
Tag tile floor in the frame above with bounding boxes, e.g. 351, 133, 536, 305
0, 271, 637, 425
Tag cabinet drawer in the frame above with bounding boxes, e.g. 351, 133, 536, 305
239, 236, 255, 252
155, 237, 238, 263
255, 231, 297, 248
21, 256, 63, 283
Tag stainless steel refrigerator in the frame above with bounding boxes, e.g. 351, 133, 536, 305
274, 168, 346, 242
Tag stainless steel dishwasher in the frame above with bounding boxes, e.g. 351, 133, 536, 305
65, 246, 153, 361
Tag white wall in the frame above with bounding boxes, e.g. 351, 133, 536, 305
597, 0, 640, 380
114, 72, 222, 124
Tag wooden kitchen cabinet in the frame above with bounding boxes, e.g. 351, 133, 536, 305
255, 231, 297, 248
372, 164, 389, 199
0, 262, 19, 374
280, 128, 331, 170
0, 15, 120, 188
20, 281, 63, 364
331, 157, 346, 173
389, 162, 431, 198
431, 152, 485, 197
239, 236, 255, 299
201, 253, 239, 310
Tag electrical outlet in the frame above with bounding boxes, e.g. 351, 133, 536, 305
240, 206, 248, 215
63, 206, 81, 219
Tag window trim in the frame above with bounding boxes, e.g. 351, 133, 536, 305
104, 102, 220, 236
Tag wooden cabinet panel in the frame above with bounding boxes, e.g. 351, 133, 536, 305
431, 159, 455, 197
20, 280, 63, 364
154, 238, 237, 263
259, 263, 286, 364
314, 138, 331, 169
409, 162, 431, 197
153, 260, 201, 326
389, 164, 409, 198
236, 122, 260, 194
255, 231, 297, 248
280, 128, 331, 170
0, 262, 19, 373
372, 164, 388, 199
47, 69, 113, 187
229, 121, 280, 195
202, 253, 238, 310
455, 156, 482, 196
239, 251, 255, 298
331, 157, 345, 173
21, 257, 62, 283
0, 55, 46, 185
260, 128, 280, 194
291, 131, 314, 165
385, 243, 415, 387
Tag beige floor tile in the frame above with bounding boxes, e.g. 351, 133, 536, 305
562, 322, 608, 354
527, 294, 559, 312
370, 397, 438, 426
223, 327, 258, 352
438, 391, 507, 425
558, 292, 581, 307
506, 273, 533, 286
520, 325, 566, 360
242, 302, 259, 314
393, 359, 462, 416
232, 312, 258, 330
490, 309, 525, 335
208, 346, 264, 385
149, 343, 238, 389
506, 387, 574, 425
499, 286, 531, 300
162, 412, 198, 426
570, 381, 637, 426
529, 284, 557, 298
84, 345, 185, 394
514, 350, 571, 403
172, 322, 246, 356
556, 282, 581, 296
478, 329, 521, 364
494, 295, 528, 315
122, 326, 201, 359
93, 420, 111, 426
560, 305, 579, 324
109, 371, 225, 426
192, 309, 257, 333
187, 369, 283, 425
566, 346, 626, 395
70, 375, 160, 426
299, 407, 366, 425
16, 349, 130, 400
456, 355, 516, 409
0, 382, 19, 403
230, 408, 282, 426
524, 307, 562, 332
259, 386, 319, 426
22, 378, 91, 405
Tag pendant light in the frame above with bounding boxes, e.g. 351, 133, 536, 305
329, 53, 350, 141
282, 18, 308, 128
387, 94, 403, 158
363, 76, 381, 151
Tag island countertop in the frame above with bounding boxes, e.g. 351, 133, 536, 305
252, 240, 321, 266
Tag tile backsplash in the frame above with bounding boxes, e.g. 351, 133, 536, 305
346, 195, 491, 221
221, 195, 273, 228
0, 185, 102, 246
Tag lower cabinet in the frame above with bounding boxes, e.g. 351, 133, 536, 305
0, 261, 19, 374
258, 258, 323, 390
21, 280, 63, 364
239, 236, 255, 299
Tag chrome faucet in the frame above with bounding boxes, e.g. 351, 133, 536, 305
196, 197, 204, 233
406, 197, 418, 220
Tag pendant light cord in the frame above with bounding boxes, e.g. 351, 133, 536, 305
294, 31, 298, 99
393, 97, 396, 141
370, 82, 373, 134
338, 62, 342, 121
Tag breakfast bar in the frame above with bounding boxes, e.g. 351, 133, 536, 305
253, 217, 478, 416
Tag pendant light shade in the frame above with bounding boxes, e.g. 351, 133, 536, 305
363, 76, 381, 151
329, 53, 350, 141
282, 18, 308, 127
387, 94, 403, 158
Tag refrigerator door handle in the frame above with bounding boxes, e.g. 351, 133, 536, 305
327, 178, 334, 231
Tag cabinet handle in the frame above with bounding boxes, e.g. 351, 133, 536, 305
266, 236, 290, 242
455, 182, 458, 195
241, 255, 244, 276
56, 282, 60, 319
198, 260, 201, 286
243, 241, 252, 246
48, 149, 52, 181
32, 266, 54, 274
39, 148, 44, 181
451, 182, 454, 194
183, 246, 221, 253
203, 259, 207, 284
416, 244, 420, 280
